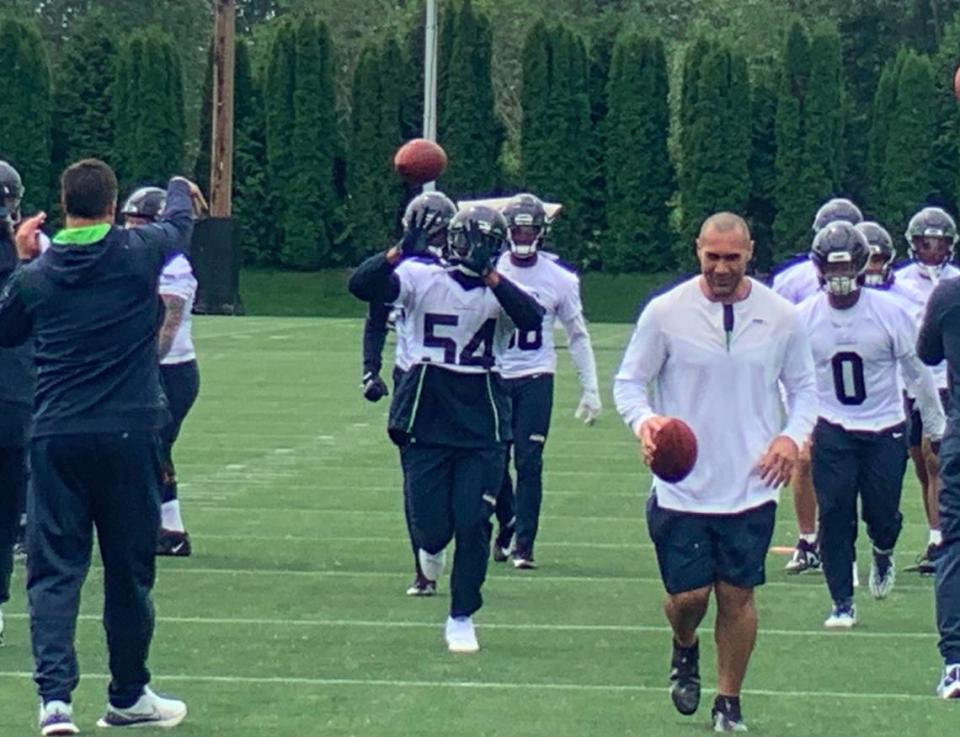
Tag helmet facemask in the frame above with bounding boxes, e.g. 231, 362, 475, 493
910, 234, 954, 279
862, 246, 894, 287
821, 251, 864, 296
507, 218, 544, 258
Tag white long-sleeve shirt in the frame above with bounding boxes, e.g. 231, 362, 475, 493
772, 259, 821, 304
614, 277, 818, 514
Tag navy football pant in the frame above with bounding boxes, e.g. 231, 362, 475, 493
937, 423, 960, 663
495, 374, 553, 556
28, 432, 161, 707
812, 419, 907, 605
0, 445, 27, 606
158, 361, 199, 505
403, 442, 505, 617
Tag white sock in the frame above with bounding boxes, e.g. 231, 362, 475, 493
800, 532, 817, 544
161, 501, 185, 533
930, 529, 943, 547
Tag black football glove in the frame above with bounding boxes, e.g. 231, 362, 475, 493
461, 221, 499, 277
397, 209, 441, 258
362, 371, 389, 402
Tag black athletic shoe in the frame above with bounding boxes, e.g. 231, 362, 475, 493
405, 576, 437, 597
669, 639, 701, 715
492, 524, 514, 562
711, 695, 747, 732
784, 538, 820, 574
156, 530, 192, 557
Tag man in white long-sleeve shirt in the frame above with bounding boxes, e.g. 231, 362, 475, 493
614, 212, 817, 733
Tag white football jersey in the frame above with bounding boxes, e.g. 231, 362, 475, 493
893, 262, 960, 389
614, 277, 818, 514
158, 254, 197, 365
393, 260, 515, 375
797, 288, 925, 431
494, 252, 582, 378
772, 259, 821, 305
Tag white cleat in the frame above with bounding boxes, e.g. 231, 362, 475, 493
418, 549, 445, 582
937, 664, 960, 699
39, 700, 79, 736
869, 553, 895, 600
96, 687, 187, 728
824, 603, 857, 629
445, 616, 479, 654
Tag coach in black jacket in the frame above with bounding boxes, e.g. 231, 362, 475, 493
0, 159, 196, 728
918, 276, 960, 699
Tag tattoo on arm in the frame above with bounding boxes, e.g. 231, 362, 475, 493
159, 294, 186, 360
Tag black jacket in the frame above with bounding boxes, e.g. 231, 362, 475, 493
0, 231, 34, 446
918, 277, 960, 421
0, 179, 193, 437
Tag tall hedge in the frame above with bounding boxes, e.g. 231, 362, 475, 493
803, 25, 845, 209
263, 18, 296, 262
438, 0, 503, 196
0, 17, 52, 214
747, 70, 778, 272
113, 28, 185, 191
882, 49, 936, 234
604, 32, 674, 273
51, 11, 116, 178
681, 44, 751, 268
866, 50, 906, 217
678, 35, 713, 245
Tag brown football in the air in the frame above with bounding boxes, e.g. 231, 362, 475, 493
650, 418, 698, 483
394, 138, 448, 184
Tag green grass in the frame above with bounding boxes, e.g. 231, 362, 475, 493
239, 268, 678, 323
0, 317, 948, 736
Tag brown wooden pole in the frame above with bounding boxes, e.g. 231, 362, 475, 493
210, 0, 236, 217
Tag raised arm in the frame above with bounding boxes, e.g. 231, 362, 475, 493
126, 178, 197, 267
348, 251, 401, 304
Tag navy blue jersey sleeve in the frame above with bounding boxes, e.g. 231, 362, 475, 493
124, 178, 195, 273
0, 267, 33, 347
348, 252, 400, 304
491, 275, 544, 331
363, 302, 391, 375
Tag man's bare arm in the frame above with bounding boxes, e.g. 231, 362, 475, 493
158, 294, 186, 360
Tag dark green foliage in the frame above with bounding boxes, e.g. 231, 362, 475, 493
930, 15, 960, 211
51, 11, 116, 179
520, 20, 551, 195
802, 25, 845, 208
263, 19, 296, 263
866, 50, 906, 216
882, 50, 937, 234
0, 17, 52, 214
604, 33, 674, 273
348, 38, 408, 260
194, 43, 214, 197
280, 16, 339, 269
773, 22, 812, 259
679, 43, 751, 268
747, 70, 779, 272
437, 0, 504, 196
679, 36, 713, 209
113, 28, 186, 191
233, 40, 271, 266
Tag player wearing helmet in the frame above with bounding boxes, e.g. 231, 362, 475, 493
348, 204, 544, 653
489, 193, 601, 569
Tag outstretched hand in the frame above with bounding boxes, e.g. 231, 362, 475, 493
399, 210, 440, 257
14, 212, 46, 261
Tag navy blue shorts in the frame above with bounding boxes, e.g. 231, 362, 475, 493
906, 389, 950, 447
646, 494, 777, 595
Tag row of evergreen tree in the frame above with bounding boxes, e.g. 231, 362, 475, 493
3, 3, 960, 272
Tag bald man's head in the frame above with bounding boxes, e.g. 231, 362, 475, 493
696, 212, 753, 301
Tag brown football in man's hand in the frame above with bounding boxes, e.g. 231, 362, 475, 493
650, 418, 698, 483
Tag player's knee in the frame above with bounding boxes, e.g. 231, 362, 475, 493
715, 581, 754, 610
668, 586, 711, 612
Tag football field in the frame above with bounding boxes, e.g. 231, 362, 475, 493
0, 316, 952, 736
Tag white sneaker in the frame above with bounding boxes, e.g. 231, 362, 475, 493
418, 549, 445, 582
824, 603, 857, 629
39, 700, 79, 736
445, 616, 479, 654
937, 664, 960, 699
869, 553, 895, 600
96, 686, 187, 728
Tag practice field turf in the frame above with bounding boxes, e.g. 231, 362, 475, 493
0, 317, 953, 736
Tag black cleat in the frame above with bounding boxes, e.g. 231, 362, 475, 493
711, 695, 747, 732
156, 529, 192, 557
784, 538, 820, 574
669, 639, 701, 715
405, 576, 437, 597
492, 524, 514, 562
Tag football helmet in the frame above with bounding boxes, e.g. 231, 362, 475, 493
0, 160, 24, 226
446, 204, 508, 276
812, 198, 863, 233
855, 222, 895, 287
402, 191, 456, 259
811, 221, 870, 297
121, 186, 166, 223
501, 193, 547, 258
905, 207, 956, 278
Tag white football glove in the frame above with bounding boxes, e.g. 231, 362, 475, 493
574, 390, 602, 426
